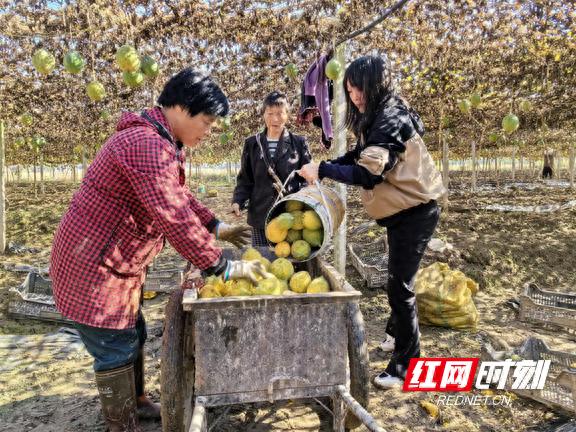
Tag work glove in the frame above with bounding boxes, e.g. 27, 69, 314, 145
215, 222, 252, 248
225, 260, 267, 284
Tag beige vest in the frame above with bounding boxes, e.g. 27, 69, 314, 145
359, 134, 446, 220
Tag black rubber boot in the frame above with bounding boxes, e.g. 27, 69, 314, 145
134, 347, 161, 420
95, 363, 141, 432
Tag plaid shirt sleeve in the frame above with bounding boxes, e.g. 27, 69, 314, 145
113, 136, 221, 270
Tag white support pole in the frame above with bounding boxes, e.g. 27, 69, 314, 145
33, 157, 37, 198
82, 144, 87, 181
40, 153, 45, 195
570, 144, 575, 188
441, 136, 449, 207
471, 141, 477, 192
511, 147, 516, 181
332, 43, 347, 275
442, 137, 449, 188
0, 121, 5, 253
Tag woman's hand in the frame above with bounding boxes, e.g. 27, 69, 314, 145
231, 203, 242, 217
298, 162, 320, 184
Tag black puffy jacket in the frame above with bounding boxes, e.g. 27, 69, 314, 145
232, 129, 311, 228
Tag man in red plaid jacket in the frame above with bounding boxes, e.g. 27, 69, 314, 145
50, 69, 265, 432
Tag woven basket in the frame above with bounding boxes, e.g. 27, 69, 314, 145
519, 283, 576, 331
144, 269, 183, 292
482, 337, 576, 415
348, 242, 388, 289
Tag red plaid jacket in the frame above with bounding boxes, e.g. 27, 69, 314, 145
50, 107, 222, 329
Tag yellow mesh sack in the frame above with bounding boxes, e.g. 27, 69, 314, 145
416, 262, 479, 330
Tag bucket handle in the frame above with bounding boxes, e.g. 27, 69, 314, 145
271, 169, 298, 208
314, 180, 329, 209
270, 175, 330, 229
271, 176, 329, 209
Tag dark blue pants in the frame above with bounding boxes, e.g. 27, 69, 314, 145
74, 311, 147, 372
381, 201, 440, 378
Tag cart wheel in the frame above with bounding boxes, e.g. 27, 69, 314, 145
345, 302, 370, 430
161, 290, 196, 432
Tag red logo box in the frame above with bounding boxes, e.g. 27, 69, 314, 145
404, 358, 480, 391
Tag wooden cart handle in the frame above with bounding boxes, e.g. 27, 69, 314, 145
336, 385, 387, 432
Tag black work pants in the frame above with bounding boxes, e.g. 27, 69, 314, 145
380, 200, 440, 378
542, 166, 553, 179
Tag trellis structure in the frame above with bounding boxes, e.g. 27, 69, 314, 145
1, 1, 575, 162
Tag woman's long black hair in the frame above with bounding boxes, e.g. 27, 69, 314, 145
344, 55, 396, 139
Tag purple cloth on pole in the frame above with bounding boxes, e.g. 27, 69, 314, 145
301, 55, 333, 141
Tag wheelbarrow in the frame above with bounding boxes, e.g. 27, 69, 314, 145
160, 248, 385, 431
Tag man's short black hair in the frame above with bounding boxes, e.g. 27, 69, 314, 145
158, 68, 229, 117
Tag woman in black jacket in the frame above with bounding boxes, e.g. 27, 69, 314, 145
299, 55, 445, 389
232, 91, 312, 246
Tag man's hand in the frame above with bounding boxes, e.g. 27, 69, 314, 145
226, 260, 267, 284
298, 162, 320, 184
215, 222, 252, 248
231, 203, 242, 217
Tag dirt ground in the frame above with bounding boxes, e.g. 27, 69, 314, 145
0, 174, 575, 432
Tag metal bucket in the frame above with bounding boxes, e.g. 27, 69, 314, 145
266, 184, 345, 261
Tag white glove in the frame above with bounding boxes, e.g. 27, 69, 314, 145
225, 260, 267, 284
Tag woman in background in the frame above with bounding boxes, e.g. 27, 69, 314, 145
232, 91, 311, 245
